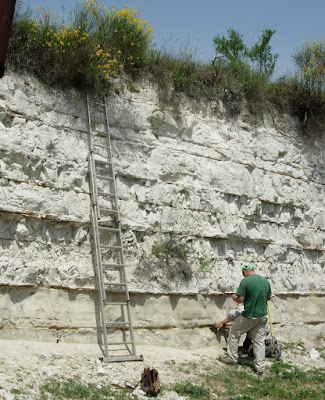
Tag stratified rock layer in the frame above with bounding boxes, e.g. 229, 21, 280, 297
0, 72, 324, 346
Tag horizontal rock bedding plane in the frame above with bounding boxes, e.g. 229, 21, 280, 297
0, 71, 324, 347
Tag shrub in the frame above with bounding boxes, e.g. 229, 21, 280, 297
213, 28, 247, 63
213, 28, 278, 78
249, 29, 278, 76
293, 39, 325, 93
8, 0, 153, 89
73, 1, 153, 72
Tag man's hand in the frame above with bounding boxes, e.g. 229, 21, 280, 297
215, 322, 229, 330
215, 318, 230, 330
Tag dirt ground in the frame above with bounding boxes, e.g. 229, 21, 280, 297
0, 338, 324, 399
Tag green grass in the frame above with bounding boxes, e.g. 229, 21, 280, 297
316, 347, 325, 358
281, 342, 308, 356
168, 381, 210, 400
40, 378, 137, 400
10, 388, 23, 395
26, 358, 325, 400
195, 361, 325, 400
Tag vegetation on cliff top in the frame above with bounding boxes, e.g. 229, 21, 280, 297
8, 0, 325, 133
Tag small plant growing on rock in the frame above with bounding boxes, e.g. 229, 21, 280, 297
198, 257, 213, 277
152, 235, 189, 263
135, 235, 193, 286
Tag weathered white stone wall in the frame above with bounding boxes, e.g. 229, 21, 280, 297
0, 71, 324, 346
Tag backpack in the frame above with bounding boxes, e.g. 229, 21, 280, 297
140, 368, 160, 397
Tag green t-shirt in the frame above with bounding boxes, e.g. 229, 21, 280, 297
236, 274, 271, 318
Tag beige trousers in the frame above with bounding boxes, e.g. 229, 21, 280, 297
227, 314, 267, 373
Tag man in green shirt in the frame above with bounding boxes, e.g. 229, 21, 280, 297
219, 263, 271, 375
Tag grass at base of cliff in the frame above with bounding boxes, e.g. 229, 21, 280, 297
168, 360, 325, 400
35, 357, 325, 400
40, 378, 136, 400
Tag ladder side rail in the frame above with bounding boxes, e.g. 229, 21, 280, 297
86, 95, 110, 359
103, 97, 129, 292
104, 97, 138, 356
89, 199, 110, 360
87, 95, 107, 300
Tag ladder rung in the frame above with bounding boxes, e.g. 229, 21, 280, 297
90, 115, 106, 121
105, 301, 128, 306
104, 354, 144, 363
101, 245, 122, 250
107, 341, 134, 345
102, 262, 124, 268
93, 129, 108, 136
96, 174, 114, 180
88, 100, 105, 106
106, 321, 130, 327
98, 208, 118, 215
92, 143, 108, 154
105, 282, 126, 287
97, 192, 117, 199
98, 226, 119, 232
102, 245, 121, 250
94, 159, 112, 166
98, 195, 116, 201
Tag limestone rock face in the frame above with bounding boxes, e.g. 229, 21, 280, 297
0, 72, 324, 345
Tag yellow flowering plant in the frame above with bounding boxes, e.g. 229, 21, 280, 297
9, 0, 153, 88
293, 39, 325, 93
74, 0, 153, 72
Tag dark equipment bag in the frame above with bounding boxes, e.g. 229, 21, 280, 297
243, 335, 282, 361
140, 368, 160, 397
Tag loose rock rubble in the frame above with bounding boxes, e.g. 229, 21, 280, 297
0, 338, 324, 399
0, 339, 219, 399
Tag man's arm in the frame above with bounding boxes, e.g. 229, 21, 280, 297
232, 294, 245, 303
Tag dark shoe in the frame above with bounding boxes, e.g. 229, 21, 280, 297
218, 354, 236, 365
255, 368, 264, 376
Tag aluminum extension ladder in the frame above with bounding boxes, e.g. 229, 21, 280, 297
86, 95, 143, 362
